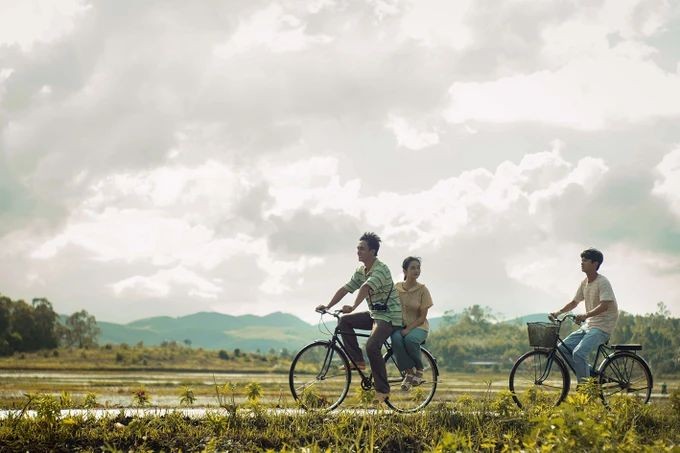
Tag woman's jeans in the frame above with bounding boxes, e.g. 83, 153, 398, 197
558, 325, 610, 382
390, 327, 428, 371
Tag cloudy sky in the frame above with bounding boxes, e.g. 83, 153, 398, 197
1, 0, 680, 324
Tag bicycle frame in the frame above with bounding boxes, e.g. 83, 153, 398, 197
294, 309, 440, 412
541, 329, 617, 381
511, 315, 654, 409
330, 327, 392, 388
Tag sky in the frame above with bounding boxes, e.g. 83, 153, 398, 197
1, 0, 680, 324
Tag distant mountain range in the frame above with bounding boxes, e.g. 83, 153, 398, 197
96, 311, 549, 352
98, 312, 321, 353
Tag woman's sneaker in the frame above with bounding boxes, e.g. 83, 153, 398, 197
411, 371, 426, 386
400, 373, 414, 391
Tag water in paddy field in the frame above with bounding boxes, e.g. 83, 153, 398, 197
0, 369, 672, 412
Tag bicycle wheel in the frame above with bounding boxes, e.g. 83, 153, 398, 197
383, 347, 438, 413
509, 350, 570, 409
289, 341, 351, 411
598, 351, 653, 405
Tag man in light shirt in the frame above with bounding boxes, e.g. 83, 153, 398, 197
550, 248, 619, 383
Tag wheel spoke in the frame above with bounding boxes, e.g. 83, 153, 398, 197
599, 352, 652, 405
290, 342, 350, 411
384, 349, 438, 413
510, 350, 568, 410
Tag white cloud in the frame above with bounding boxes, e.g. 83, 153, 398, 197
257, 249, 324, 295
396, 0, 474, 50
445, 0, 680, 130
110, 265, 223, 299
262, 156, 362, 218
83, 160, 248, 221
28, 158, 329, 303
652, 145, 680, 218
444, 45, 680, 129
31, 208, 219, 266
2, 1, 680, 322
213, 3, 332, 58
262, 143, 610, 249
609, 256, 680, 316
28, 160, 252, 269
539, 0, 672, 64
0, 68, 14, 102
0, 0, 90, 51
365, 146, 608, 246
385, 113, 439, 150
506, 241, 680, 315
505, 241, 584, 298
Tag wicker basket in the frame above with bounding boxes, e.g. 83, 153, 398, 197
527, 322, 559, 348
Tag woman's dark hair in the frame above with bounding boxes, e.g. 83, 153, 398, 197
360, 232, 381, 256
581, 248, 604, 270
402, 256, 421, 280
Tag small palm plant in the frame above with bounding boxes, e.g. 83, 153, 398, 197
245, 382, 263, 403
179, 387, 196, 406
214, 379, 238, 414
83, 392, 98, 409
59, 391, 74, 408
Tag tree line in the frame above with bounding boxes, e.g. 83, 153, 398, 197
427, 303, 680, 374
1, 291, 678, 375
0, 294, 100, 356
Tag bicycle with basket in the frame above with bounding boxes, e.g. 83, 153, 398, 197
508, 313, 653, 409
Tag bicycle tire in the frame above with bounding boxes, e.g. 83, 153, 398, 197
598, 351, 653, 405
509, 349, 570, 409
289, 341, 351, 411
383, 347, 438, 413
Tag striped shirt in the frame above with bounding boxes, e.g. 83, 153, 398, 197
343, 259, 402, 326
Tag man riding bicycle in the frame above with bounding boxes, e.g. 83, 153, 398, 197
315, 232, 402, 403
550, 248, 619, 384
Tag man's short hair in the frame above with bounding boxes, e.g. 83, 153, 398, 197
581, 248, 604, 270
360, 232, 381, 256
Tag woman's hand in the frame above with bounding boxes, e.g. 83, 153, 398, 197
400, 327, 411, 337
341, 305, 354, 314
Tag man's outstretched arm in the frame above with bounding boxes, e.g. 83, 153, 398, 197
575, 300, 613, 324
343, 284, 370, 313
316, 287, 349, 312
551, 300, 579, 319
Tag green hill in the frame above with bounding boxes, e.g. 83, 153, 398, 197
96, 311, 545, 352
99, 311, 324, 352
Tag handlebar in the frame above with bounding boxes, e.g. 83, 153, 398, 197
549, 313, 580, 325
315, 308, 342, 318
